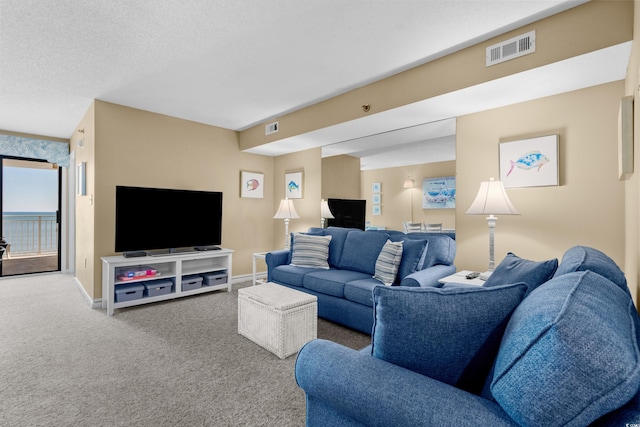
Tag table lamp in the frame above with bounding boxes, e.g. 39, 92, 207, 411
466, 177, 519, 274
274, 198, 300, 249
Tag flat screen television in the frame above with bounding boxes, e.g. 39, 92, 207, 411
327, 198, 366, 230
115, 186, 223, 255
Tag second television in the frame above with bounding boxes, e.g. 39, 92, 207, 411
326, 198, 366, 230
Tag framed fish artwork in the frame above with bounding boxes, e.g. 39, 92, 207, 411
240, 170, 264, 198
285, 169, 304, 199
499, 134, 559, 188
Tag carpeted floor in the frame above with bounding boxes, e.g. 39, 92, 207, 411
0, 274, 371, 426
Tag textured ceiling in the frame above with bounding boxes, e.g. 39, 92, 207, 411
1, 0, 590, 142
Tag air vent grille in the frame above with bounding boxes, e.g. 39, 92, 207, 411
265, 121, 279, 135
486, 30, 536, 67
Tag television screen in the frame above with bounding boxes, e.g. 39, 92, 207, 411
326, 198, 366, 230
115, 186, 223, 254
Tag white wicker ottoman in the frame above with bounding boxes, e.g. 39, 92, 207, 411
238, 282, 317, 359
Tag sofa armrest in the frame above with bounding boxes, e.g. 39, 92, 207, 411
401, 264, 456, 287
296, 339, 518, 427
265, 250, 289, 282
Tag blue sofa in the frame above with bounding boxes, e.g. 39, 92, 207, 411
266, 227, 456, 334
295, 246, 640, 426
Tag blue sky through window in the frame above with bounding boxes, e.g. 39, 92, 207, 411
3, 166, 57, 212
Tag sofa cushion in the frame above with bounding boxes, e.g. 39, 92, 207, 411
290, 233, 332, 269
271, 265, 324, 287
303, 269, 371, 298
483, 252, 558, 295
371, 283, 527, 390
395, 239, 428, 283
344, 279, 382, 307
491, 271, 640, 427
338, 231, 389, 275
554, 245, 629, 295
323, 227, 358, 268
373, 240, 403, 285
419, 234, 456, 268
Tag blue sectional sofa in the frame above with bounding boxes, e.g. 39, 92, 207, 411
265, 227, 456, 334
295, 246, 640, 426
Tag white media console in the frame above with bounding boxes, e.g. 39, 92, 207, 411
101, 248, 233, 316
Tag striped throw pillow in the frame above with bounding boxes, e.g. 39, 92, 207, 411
374, 240, 403, 285
290, 233, 332, 269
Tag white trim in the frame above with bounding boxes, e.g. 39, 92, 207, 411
74, 276, 101, 309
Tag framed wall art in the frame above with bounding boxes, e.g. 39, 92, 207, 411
499, 134, 559, 188
372, 205, 381, 216
372, 193, 381, 205
372, 182, 381, 193
423, 176, 456, 209
240, 170, 264, 198
285, 169, 304, 199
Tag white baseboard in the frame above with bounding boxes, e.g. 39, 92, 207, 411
74, 276, 102, 309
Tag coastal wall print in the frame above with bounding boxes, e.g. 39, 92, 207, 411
423, 176, 456, 209
285, 169, 303, 199
240, 170, 264, 198
499, 134, 559, 188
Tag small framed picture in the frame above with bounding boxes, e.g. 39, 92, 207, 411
240, 170, 264, 198
372, 194, 381, 204
499, 134, 559, 188
285, 169, 304, 199
372, 182, 381, 193
372, 205, 381, 216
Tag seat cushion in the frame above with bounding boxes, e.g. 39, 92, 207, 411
290, 233, 332, 269
271, 265, 325, 287
371, 283, 527, 391
303, 269, 371, 298
553, 245, 629, 295
491, 271, 640, 427
344, 278, 381, 307
483, 252, 558, 296
373, 240, 403, 285
338, 231, 389, 275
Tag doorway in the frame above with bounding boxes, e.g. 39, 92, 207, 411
1, 157, 61, 275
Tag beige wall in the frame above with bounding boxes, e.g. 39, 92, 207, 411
456, 82, 626, 282
624, 0, 640, 305
273, 149, 322, 247
72, 104, 96, 297
239, 1, 632, 150
321, 155, 361, 200
361, 161, 456, 231
81, 101, 275, 299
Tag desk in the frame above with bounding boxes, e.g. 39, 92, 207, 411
252, 252, 268, 285
438, 270, 485, 286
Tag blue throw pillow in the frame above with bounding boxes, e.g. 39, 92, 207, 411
483, 252, 558, 296
554, 245, 629, 295
395, 239, 428, 283
371, 283, 527, 390
491, 271, 640, 427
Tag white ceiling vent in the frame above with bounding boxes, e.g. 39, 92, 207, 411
265, 121, 279, 135
486, 30, 536, 67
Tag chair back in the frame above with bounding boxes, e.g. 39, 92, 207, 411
423, 223, 442, 232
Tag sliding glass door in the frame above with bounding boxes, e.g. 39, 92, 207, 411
1, 157, 61, 276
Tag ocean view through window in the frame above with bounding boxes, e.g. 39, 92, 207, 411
1, 158, 60, 275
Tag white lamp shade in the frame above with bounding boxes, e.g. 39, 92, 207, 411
320, 199, 334, 219
273, 199, 300, 219
466, 178, 519, 216
403, 179, 415, 189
